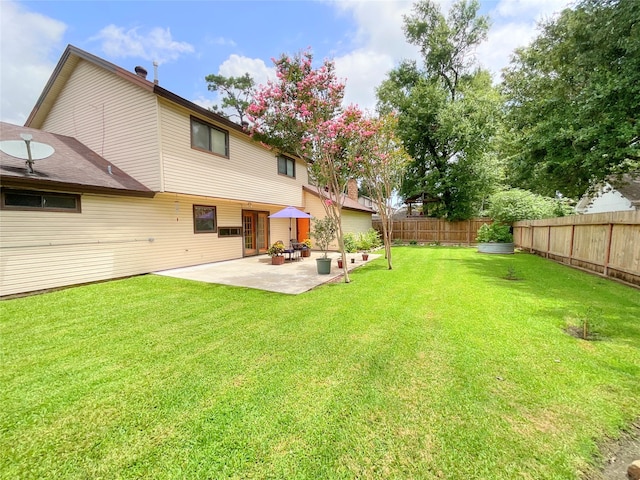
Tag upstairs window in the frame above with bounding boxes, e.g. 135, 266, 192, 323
191, 118, 228, 157
277, 155, 295, 178
1, 189, 81, 212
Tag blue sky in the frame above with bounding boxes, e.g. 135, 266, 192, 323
1, 0, 572, 126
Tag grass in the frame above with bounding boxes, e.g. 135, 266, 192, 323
1, 247, 639, 479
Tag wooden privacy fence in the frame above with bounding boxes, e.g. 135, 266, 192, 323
513, 211, 640, 287
372, 217, 491, 245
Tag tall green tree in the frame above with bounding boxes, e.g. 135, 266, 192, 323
205, 73, 255, 124
377, 0, 503, 220
501, 0, 640, 197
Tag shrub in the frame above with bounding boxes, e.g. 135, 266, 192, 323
343, 233, 358, 253
357, 228, 382, 251
476, 223, 513, 243
345, 229, 382, 252
488, 189, 572, 224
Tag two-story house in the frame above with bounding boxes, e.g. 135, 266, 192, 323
0, 45, 373, 296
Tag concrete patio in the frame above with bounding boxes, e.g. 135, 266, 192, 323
154, 251, 380, 294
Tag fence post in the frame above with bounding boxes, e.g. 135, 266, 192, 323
546, 225, 551, 258
529, 224, 534, 252
603, 223, 613, 277
568, 224, 575, 265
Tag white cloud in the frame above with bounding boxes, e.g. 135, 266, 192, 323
206, 36, 237, 47
90, 25, 194, 65
218, 54, 274, 87
476, 21, 538, 77
191, 96, 218, 111
326, 0, 420, 111
330, 0, 418, 61
494, 0, 570, 20
480, 0, 572, 78
194, 54, 274, 117
334, 49, 395, 111
0, 1, 66, 125
329, 0, 574, 104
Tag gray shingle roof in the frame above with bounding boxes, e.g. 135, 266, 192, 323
0, 122, 154, 197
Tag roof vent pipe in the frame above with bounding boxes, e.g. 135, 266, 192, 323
153, 61, 159, 85
134, 66, 148, 79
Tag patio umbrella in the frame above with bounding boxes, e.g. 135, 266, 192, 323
268, 206, 312, 238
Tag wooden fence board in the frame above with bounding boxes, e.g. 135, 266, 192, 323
374, 218, 491, 245
514, 211, 640, 287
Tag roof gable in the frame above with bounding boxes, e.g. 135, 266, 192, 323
26, 44, 247, 138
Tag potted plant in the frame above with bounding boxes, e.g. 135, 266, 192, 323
301, 238, 312, 257
476, 223, 515, 254
268, 240, 286, 264
311, 217, 337, 274
357, 234, 372, 261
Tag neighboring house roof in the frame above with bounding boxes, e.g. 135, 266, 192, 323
0, 122, 154, 197
303, 185, 375, 213
615, 174, 640, 205
26, 44, 246, 138
576, 174, 640, 213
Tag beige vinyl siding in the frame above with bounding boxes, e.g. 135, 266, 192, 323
341, 210, 373, 234
0, 193, 247, 296
268, 216, 300, 247
40, 60, 161, 190
302, 190, 372, 250
159, 102, 307, 205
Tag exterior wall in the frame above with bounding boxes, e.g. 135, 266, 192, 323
0, 192, 250, 297
40, 60, 162, 190
341, 210, 373, 235
303, 189, 372, 250
158, 101, 307, 205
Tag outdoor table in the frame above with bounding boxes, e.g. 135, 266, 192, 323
286, 242, 304, 261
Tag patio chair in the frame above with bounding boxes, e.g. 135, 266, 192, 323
289, 239, 303, 261
279, 240, 296, 262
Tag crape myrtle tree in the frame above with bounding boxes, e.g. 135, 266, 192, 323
246, 49, 374, 283
358, 113, 411, 270
501, 0, 640, 197
205, 73, 255, 125
377, 0, 503, 220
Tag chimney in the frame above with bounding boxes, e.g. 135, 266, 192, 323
347, 178, 359, 202
134, 66, 148, 79
153, 61, 159, 85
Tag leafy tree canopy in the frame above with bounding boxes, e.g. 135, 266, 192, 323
377, 0, 503, 221
501, 0, 640, 197
205, 73, 255, 124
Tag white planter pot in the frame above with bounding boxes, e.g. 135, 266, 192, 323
477, 242, 515, 254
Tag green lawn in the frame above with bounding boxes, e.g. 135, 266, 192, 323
1, 247, 639, 479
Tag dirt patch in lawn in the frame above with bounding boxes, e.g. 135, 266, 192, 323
584, 420, 640, 480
